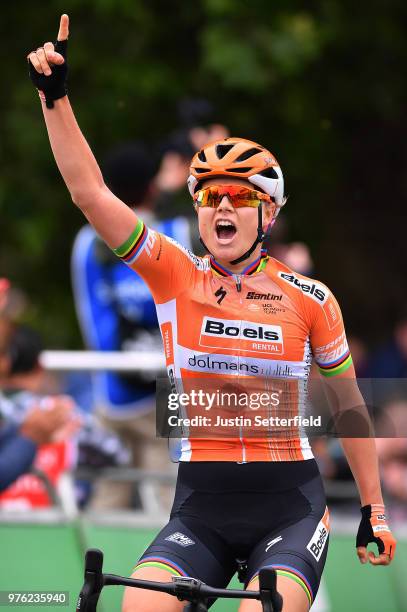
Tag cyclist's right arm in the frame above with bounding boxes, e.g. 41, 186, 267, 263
28, 15, 197, 301
28, 15, 137, 251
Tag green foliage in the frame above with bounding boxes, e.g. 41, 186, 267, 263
1, 0, 406, 346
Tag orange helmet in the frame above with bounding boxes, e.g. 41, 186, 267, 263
187, 137, 286, 215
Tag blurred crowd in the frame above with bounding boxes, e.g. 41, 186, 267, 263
1, 99, 406, 519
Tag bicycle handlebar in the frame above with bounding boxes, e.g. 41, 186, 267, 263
76, 548, 283, 612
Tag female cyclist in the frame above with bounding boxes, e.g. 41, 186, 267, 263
27, 15, 396, 612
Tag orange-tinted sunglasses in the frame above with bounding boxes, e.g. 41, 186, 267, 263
193, 185, 272, 209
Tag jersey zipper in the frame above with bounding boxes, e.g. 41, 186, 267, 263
233, 274, 242, 293
233, 274, 246, 462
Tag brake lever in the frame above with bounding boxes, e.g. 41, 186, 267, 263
76, 549, 104, 612
259, 568, 283, 612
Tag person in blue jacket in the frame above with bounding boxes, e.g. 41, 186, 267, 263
71, 142, 192, 507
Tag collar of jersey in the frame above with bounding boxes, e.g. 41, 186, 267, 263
210, 250, 269, 277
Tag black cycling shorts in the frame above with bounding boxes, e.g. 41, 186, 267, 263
135, 460, 329, 608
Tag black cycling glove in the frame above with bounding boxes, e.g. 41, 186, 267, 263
28, 39, 68, 109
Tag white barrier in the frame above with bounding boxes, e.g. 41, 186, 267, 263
40, 350, 165, 372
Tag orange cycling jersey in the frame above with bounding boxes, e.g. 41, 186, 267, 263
114, 219, 353, 463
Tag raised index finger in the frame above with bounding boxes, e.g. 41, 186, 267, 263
57, 14, 69, 41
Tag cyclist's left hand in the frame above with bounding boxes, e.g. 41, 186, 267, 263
356, 504, 396, 565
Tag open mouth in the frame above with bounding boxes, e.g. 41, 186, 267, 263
215, 220, 237, 241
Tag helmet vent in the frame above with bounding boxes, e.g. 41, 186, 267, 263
259, 167, 279, 179
197, 150, 207, 162
216, 144, 235, 159
235, 147, 262, 162
226, 167, 252, 173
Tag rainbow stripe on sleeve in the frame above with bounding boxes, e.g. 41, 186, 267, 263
317, 351, 353, 377
113, 219, 148, 265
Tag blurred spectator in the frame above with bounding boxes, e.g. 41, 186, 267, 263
74, 413, 131, 508
155, 98, 229, 199
0, 399, 73, 493
312, 438, 352, 483
71, 141, 192, 508
265, 217, 314, 276
71, 141, 192, 416
0, 322, 128, 507
0, 279, 11, 376
364, 315, 407, 411
0, 278, 29, 323
347, 334, 370, 378
154, 98, 229, 254
375, 400, 407, 520
0, 324, 52, 394
367, 314, 407, 378
0, 279, 10, 313
0, 319, 77, 494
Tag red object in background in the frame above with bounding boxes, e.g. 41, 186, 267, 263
0, 440, 74, 509
0, 278, 10, 312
